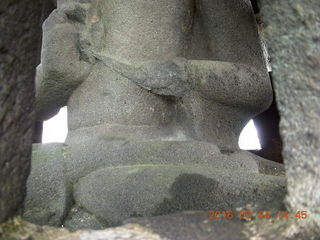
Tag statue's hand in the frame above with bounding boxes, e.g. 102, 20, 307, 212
95, 55, 190, 98
36, 7, 91, 121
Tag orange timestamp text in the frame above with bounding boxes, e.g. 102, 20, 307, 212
208, 210, 308, 220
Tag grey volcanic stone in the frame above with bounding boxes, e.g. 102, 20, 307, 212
63, 207, 107, 231
261, 0, 320, 234
24, 0, 286, 230
23, 143, 72, 226
23, 138, 285, 228
96, 56, 271, 111
248, 152, 285, 176
73, 165, 286, 226
35, 6, 91, 121
62, 0, 271, 149
65, 140, 262, 183
0, 0, 42, 222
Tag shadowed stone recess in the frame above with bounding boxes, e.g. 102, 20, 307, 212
252, 88, 283, 163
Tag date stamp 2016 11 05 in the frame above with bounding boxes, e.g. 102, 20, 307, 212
208, 210, 308, 220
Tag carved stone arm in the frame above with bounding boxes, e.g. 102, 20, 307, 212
187, 60, 272, 111
35, 4, 91, 121
95, 55, 190, 98
96, 55, 272, 112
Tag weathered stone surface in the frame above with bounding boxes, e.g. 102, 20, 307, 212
24, 0, 287, 230
65, 139, 264, 183
73, 165, 285, 227
23, 144, 72, 226
248, 151, 285, 176
63, 207, 106, 231
92, 56, 271, 149
36, 0, 272, 151
0, 0, 42, 222
35, 6, 91, 120
24, 138, 285, 229
260, 0, 320, 234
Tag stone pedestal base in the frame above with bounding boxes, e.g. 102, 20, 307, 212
23, 139, 285, 229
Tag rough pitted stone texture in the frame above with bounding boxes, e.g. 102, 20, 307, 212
24, 0, 286, 229
23, 143, 72, 227
35, 6, 91, 120
73, 166, 285, 227
63, 207, 106, 231
0, 0, 42, 222
24, 140, 285, 228
35, 0, 272, 148
260, 0, 320, 234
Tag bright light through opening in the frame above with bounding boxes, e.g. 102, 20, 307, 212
42, 107, 68, 143
42, 108, 261, 150
238, 120, 261, 150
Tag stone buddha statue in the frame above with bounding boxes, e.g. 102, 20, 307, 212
24, 0, 286, 229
